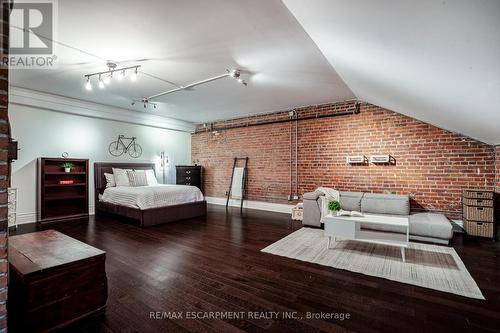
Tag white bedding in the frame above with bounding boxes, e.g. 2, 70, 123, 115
100, 184, 204, 209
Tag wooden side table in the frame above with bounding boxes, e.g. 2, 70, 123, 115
8, 230, 108, 332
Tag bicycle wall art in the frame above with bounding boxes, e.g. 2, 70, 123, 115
108, 135, 143, 158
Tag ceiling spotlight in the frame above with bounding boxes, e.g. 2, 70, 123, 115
227, 69, 238, 78
117, 70, 125, 81
132, 97, 157, 110
226, 69, 247, 85
85, 77, 92, 91
130, 68, 138, 82
98, 75, 105, 89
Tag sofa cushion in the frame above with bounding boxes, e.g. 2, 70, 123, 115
360, 213, 453, 241
361, 193, 410, 215
303, 191, 323, 200
409, 213, 453, 240
339, 191, 364, 211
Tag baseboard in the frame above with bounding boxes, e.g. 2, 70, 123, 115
205, 196, 294, 214
15, 212, 38, 225
13, 205, 95, 225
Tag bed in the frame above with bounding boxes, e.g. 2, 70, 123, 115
94, 162, 207, 227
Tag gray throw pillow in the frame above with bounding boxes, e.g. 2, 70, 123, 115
126, 170, 148, 187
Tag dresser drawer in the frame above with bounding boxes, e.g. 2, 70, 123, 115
463, 197, 493, 207
465, 220, 494, 238
462, 190, 494, 200
176, 168, 201, 177
463, 205, 494, 222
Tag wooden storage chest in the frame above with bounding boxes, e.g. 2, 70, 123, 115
8, 230, 107, 332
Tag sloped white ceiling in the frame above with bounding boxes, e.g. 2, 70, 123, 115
283, 0, 500, 144
10, 0, 354, 123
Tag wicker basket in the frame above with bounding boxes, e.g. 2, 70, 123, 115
463, 205, 494, 222
462, 197, 493, 207
462, 190, 494, 199
465, 220, 494, 238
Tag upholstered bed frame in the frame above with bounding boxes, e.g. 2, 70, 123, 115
94, 162, 207, 227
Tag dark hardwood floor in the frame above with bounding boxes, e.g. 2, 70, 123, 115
9, 205, 500, 333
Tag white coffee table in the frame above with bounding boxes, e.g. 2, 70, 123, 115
323, 213, 410, 262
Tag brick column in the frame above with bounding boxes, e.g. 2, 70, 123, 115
0, 1, 9, 331
495, 146, 500, 225
495, 146, 500, 193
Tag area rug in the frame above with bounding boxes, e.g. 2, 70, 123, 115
261, 228, 484, 300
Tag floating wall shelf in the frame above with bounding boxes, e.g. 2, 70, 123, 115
370, 155, 391, 163
346, 155, 368, 164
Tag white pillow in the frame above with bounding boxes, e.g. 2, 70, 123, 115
144, 169, 159, 185
112, 168, 132, 186
104, 173, 116, 188
127, 170, 148, 187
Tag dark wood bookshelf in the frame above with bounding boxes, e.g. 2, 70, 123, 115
38, 158, 89, 223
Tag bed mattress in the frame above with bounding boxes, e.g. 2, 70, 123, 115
100, 184, 204, 210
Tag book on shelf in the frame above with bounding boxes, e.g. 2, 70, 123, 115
336, 210, 363, 217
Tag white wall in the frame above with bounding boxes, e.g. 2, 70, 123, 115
10, 103, 192, 224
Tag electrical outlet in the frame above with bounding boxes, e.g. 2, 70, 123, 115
293, 195, 299, 200
225, 191, 229, 196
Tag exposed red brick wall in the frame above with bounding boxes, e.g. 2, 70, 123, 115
0, 1, 8, 330
495, 146, 500, 224
192, 102, 495, 219
495, 146, 500, 193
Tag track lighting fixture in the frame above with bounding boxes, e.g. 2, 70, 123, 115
98, 75, 105, 89
83, 63, 140, 90
103, 75, 111, 85
226, 69, 247, 86
138, 68, 248, 104
131, 98, 157, 109
117, 69, 125, 81
130, 67, 138, 82
85, 77, 92, 91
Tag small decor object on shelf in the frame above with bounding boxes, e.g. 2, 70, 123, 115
108, 135, 142, 158
62, 162, 74, 173
59, 180, 74, 185
328, 200, 341, 214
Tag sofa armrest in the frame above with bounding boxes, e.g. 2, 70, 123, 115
303, 191, 324, 200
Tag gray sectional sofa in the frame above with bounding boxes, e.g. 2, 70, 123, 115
303, 191, 453, 244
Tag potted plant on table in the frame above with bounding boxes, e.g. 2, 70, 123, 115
328, 200, 341, 214
62, 162, 74, 173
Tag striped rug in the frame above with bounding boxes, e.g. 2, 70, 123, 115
262, 227, 484, 300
